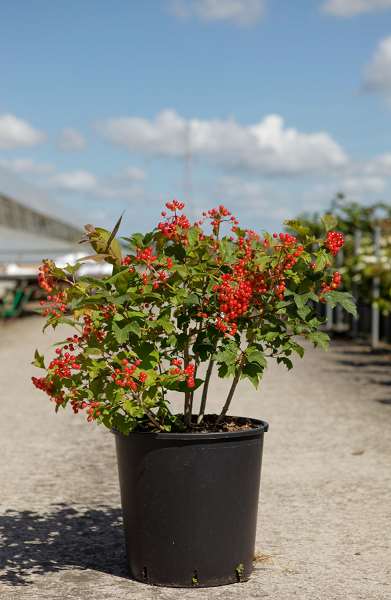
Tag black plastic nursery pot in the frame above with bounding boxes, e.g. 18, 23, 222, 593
114, 417, 268, 588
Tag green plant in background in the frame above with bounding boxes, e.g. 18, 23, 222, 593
288, 194, 391, 314
32, 201, 355, 434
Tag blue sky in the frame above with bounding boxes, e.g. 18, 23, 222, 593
1, 0, 391, 233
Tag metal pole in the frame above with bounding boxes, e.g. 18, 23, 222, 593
325, 301, 333, 331
371, 226, 381, 349
335, 248, 344, 331
351, 229, 362, 338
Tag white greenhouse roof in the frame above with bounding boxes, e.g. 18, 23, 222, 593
0, 225, 78, 264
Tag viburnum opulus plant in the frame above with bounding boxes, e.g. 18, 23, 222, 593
32, 202, 356, 433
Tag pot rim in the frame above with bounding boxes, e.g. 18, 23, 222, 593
112, 416, 269, 440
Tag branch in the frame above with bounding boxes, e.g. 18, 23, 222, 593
215, 367, 241, 425
197, 359, 214, 424
188, 362, 198, 422
144, 406, 165, 431
216, 348, 247, 426
126, 393, 165, 432
183, 336, 192, 427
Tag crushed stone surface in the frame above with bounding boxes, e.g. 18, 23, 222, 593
0, 317, 390, 599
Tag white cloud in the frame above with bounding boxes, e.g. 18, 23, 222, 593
362, 36, 391, 102
49, 170, 97, 191
322, 0, 391, 16
47, 167, 145, 200
213, 175, 288, 220
98, 110, 347, 176
361, 152, 391, 176
94, 185, 145, 200
313, 152, 391, 198
341, 174, 387, 194
169, 0, 265, 25
0, 158, 54, 175
0, 114, 45, 149
57, 128, 86, 151
123, 166, 146, 181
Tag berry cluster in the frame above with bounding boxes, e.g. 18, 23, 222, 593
281, 246, 304, 271
111, 358, 143, 391
49, 348, 81, 379
158, 201, 190, 240
86, 401, 102, 422
320, 271, 342, 300
205, 205, 237, 234
168, 359, 195, 388
214, 273, 252, 322
133, 247, 173, 290
184, 363, 195, 389
32, 375, 54, 395
121, 255, 136, 273
40, 291, 67, 318
165, 199, 185, 211
325, 231, 344, 256
273, 232, 297, 247
136, 247, 157, 264
70, 396, 87, 414
37, 261, 54, 293
101, 304, 117, 320
66, 334, 81, 347
31, 375, 64, 406
82, 315, 106, 341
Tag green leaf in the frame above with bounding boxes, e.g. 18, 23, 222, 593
110, 294, 132, 306
123, 232, 144, 249
107, 270, 130, 294
112, 321, 133, 344
277, 356, 293, 370
135, 343, 160, 368
32, 349, 45, 369
123, 400, 144, 418
321, 213, 338, 232
155, 316, 174, 334
83, 347, 103, 356
126, 310, 147, 319
284, 219, 310, 237
184, 293, 200, 306
173, 264, 188, 279
127, 321, 142, 337
315, 249, 330, 272
323, 291, 357, 317
245, 346, 267, 368
105, 213, 124, 253
219, 239, 235, 263
187, 227, 199, 246
86, 224, 122, 265
307, 331, 330, 350
88, 360, 107, 380
254, 254, 270, 269
290, 341, 305, 358
241, 362, 264, 389
262, 331, 279, 342
164, 378, 203, 392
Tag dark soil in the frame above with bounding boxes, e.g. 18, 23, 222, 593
132, 414, 261, 434
190, 414, 260, 434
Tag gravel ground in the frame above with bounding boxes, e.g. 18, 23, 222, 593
0, 316, 390, 600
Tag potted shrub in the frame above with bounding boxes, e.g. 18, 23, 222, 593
32, 202, 355, 587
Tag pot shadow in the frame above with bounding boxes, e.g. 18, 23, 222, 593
0, 504, 128, 586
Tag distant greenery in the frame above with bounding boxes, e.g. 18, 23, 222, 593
287, 194, 391, 314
